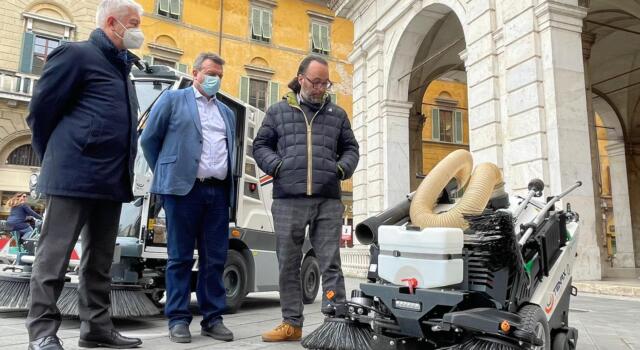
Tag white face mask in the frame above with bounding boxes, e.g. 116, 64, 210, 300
114, 19, 144, 49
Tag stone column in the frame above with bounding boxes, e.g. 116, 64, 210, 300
536, 0, 602, 280
465, 0, 504, 169
606, 142, 636, 268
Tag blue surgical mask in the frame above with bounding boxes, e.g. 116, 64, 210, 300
200, 75, 221, 97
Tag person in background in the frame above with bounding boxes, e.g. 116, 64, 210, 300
6, 193, 42, 240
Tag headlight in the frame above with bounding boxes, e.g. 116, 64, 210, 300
30, 173, 38, 186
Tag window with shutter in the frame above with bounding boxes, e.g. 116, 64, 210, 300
311, 22, 330, 55
251, 7, 271, 43
158, 0, 181, 20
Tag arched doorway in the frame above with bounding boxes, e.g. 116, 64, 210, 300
584, 0, 640, 275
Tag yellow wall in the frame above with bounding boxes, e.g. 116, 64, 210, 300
421, 80, 469, 174
135, 0, 353, 118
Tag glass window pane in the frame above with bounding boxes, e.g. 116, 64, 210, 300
170, 0, 181, 16
35, 37, 46, 46
439, 110, 453, 143
7, 144, 41, 166
33, 45, 46, 54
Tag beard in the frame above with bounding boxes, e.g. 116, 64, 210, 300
300, 88, 325, 104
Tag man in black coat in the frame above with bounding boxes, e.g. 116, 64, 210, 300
254, 55, 359, 342
25, 1, 145, 349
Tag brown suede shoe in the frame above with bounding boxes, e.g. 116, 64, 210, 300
261, 322, 302, 342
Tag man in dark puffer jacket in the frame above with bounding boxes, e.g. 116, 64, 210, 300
254, 55, 359, 342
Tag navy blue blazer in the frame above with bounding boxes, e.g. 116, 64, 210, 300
140, 88, 237, 208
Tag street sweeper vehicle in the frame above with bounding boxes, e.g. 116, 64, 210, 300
0, 64, 322, 317
302, 149, 580, 350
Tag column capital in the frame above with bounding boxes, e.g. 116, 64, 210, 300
581, 32, 596, 60
380, 99, 413, 118
535, 1, 587, 33
605, 141, 626, 157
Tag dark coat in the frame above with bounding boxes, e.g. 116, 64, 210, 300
27, 29, 139, 202
253, 92, 359, 199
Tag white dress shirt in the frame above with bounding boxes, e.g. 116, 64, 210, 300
193, 86, 228, 180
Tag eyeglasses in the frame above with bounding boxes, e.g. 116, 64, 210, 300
302, 75, 332, 90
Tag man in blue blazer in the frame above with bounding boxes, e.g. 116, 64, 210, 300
140, 52, 236, 343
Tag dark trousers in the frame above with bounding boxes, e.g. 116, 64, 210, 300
26, 196, 122, 340
163, 181, 229, 328
271, 197, 346, 327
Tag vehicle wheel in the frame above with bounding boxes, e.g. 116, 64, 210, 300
519, 304, 551, 350
224, 250, 248, 314
552, 331, 568, 350
301, 255, 320, 304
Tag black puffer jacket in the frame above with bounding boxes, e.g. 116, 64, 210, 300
253, 92, 359, 199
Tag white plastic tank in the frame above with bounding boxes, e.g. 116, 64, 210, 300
377, 225, 464, 289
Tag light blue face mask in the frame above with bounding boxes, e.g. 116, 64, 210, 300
200, 75, 221, 97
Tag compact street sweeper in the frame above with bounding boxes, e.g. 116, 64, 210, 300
0, 64, 321, 317
303, 149, 580, 350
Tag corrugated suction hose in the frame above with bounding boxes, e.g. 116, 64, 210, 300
410, 149, 503, 229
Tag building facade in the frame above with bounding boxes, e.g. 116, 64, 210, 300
331, 0, 640, 280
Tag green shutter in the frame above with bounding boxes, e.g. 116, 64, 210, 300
251, 8, 262, 37
269, 81, 279, 105
262, 10, 272, 40
320, 24, 330, 53
142, 55, 154, 65
311, 23, 321, 51
330, 93, 337, 104
454, 111, 463, 144
177, 63, 188, 73
240, 76, 249, 103
19, 32, 35, 73
170, 0, 181, 16
158, 0, 169, 13
432, 108, 440, 141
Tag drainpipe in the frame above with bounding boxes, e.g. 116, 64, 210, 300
218, 0, 224, 55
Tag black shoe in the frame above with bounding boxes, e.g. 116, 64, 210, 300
28, 336, 64, 350
78, 329, 142, 349
201, 322, 234, 341
169, 323, 191, 343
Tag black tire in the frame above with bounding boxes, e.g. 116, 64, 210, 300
552, 331, 568, 350
301, 256, 320, 304
224, 250, 248, 314
519, 304, 551, 350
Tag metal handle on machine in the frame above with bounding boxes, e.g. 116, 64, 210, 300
518, 181, 582, 246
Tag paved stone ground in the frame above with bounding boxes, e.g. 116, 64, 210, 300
1, 278, 639, 349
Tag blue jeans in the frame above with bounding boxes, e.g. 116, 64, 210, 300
17, 226, 34, 240
163, 181, 229, 328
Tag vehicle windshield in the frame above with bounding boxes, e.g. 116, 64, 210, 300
133, 80, 174, 115
118, 199, 142, 238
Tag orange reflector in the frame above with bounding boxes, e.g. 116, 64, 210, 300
326, 290, 335, 300
231, 229, 241, 238
500, 320, 511, 333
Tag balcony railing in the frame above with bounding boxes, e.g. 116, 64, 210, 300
0, 71, 40, 101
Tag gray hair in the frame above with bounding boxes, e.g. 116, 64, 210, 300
194, 52, 226, 70
96, 0, 144, 28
